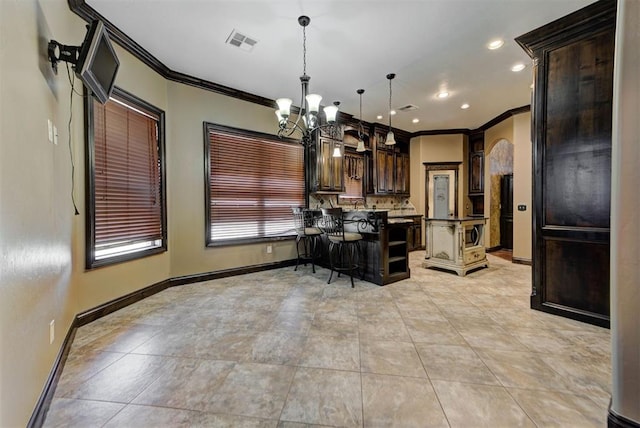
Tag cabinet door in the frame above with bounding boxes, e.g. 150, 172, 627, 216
394, 153, 410, 194
331, 140, 344, 192
318, 138, 332, 191
469, 151, 484, 194
376, 149, 393, 193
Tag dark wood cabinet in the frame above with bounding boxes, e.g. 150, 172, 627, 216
370, 126, 411, 195
310, 135, 344, 193
395, 153, 410, 195
516, 0, 615, 328
469, 151, 484, 194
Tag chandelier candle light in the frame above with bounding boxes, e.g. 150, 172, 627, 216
275, 15, 340, 147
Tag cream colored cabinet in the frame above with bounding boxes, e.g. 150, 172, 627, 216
424, 217, 488, 276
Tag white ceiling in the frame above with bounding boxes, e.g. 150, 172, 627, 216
86, 0, 593, 131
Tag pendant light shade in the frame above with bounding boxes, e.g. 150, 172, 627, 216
385, 130, 396, 145
356, 139, 366, 152
385, 73, 396, 146
332, 146, 341, 157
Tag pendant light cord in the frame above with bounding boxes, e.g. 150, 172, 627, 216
388, 77, 393, 130
302, 24, 307, 76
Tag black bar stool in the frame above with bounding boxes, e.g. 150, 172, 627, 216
292, 207, 322, 273
320, 207, 363, 288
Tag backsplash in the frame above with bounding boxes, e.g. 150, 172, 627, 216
309, 194, 417, 216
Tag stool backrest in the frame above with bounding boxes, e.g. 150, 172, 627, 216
292, 206, 306, 233
320, 208, 345, 240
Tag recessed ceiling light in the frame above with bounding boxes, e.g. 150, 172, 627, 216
488, 39, 504, 50
390, 110, 396, 115
376, 115, 383, 120
461, 103, 470, 109
437, 91, 449, 99
511, 63, 526, 72
412, 118, 419, 124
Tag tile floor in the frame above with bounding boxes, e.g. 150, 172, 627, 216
44, 252, 611, 427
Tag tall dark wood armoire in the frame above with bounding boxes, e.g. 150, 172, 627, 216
516, 0, 616, 328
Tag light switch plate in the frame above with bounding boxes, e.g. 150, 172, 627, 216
47, 120, 53, 142
517, 204, 527, 211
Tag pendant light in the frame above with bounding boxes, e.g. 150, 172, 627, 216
356, 89, 366, 152
385, 73, 396, 145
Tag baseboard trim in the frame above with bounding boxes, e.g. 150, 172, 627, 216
76, 279, 172, 327
27, 318, 78, 428
170, 259, 297, 287
608, 404, 640, 427
512, 257, 532, 266
31, 259, 298, 426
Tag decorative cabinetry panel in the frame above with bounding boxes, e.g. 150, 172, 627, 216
370, 126, 410, 195
309, 134, 344, 193
516, 0, 615, 327
424, 217, 488, 276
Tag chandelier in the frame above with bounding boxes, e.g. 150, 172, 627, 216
275, 16, 340, 145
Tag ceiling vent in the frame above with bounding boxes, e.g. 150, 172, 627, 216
226, 30, 258, 52
397, 104, 419, 112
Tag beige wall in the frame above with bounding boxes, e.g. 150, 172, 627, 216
166, 82, 296, 277
512, 112, 532, 262
1, 1, 82, 424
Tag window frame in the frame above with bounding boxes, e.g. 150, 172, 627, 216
85, 86, 167, 269
203, 122, 306, 247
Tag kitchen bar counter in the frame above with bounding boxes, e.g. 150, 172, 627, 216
312, 209, 411, 285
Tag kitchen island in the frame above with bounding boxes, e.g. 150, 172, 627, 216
312, 209, 411, 285
424, 217, 488, 276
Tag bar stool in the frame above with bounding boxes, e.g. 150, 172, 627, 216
292, 207, 322, 273
321, 207, 363, 288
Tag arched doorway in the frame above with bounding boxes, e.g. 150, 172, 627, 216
486, 139, 514, 249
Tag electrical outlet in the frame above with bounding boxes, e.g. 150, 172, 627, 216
49, 320, 55, 344
47, 119, 53, 142
266, 244, 273, 254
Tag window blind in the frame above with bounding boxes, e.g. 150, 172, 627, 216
205, 125, 304, 244
92, 97, 162, 248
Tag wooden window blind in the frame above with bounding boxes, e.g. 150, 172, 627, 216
205, 123, 304, 245
87, 88, 166, 268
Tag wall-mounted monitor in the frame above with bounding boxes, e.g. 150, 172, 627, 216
48, 19, 120, 104
75, 20, 120, 104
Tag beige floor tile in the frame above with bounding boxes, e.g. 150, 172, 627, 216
415, 343, 500, 385
66, 353, 170, 403
509, 388, 607, 427
362, 373, 448, 427
132, 358, 235, 410
404, 318, 467, 345
193, 412, 277, 427
270, 310, 315, 335
432, 380, 536, 428
248, 332, 307, 365
456, 324, 529, 352
102, 404, 199, 427
360, 340, 426, 378
43, 398, 124, 427
298, 335, 360, 371
280, 367, 362, 427
476, 349, 575, 392
54, 350, 125, 398
205, 363, 296, 419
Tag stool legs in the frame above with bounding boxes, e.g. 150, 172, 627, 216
327, 241, 361, 288
295, 234, 320, 274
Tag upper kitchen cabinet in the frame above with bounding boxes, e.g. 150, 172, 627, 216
308, 127, 345, 193
370, 125, 411, 195
468, 131, 485, 195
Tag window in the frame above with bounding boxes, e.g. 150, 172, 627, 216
204, 123, 304, 245
86, 87, 167, 268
